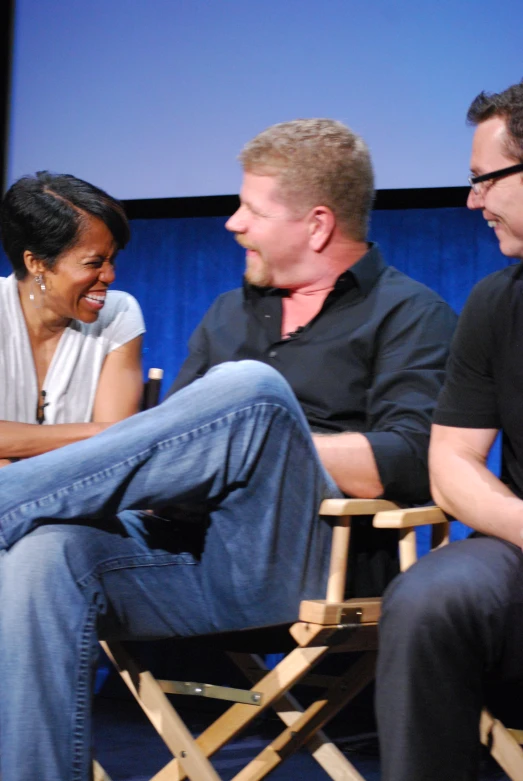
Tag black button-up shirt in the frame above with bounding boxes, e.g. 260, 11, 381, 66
169, 244, 457, 504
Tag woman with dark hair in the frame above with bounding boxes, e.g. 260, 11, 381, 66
0, 171, 145, 464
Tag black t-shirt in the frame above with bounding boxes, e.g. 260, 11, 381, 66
434, 262, 523, 498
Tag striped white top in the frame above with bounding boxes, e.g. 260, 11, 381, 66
0, 274, 145, 424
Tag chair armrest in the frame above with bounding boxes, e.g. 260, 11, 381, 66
373, 505, 450, 572
318, 499, 400, 603
320, 498, 400, 516
373, 506, 448, 528
318, 500, 448, 601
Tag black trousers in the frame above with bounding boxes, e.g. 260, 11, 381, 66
376, 535, 523, 781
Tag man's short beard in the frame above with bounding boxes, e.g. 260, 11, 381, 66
244, 253, 273, 287
235, 235, 274, 287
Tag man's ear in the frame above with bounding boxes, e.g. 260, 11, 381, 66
23, 250, 47, 278
308, 206, 335, 252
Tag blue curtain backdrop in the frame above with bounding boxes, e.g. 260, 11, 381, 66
0, 206, 507, 389
0, 205, 509, 549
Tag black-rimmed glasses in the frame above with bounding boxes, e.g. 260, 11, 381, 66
468, 163, 523, 194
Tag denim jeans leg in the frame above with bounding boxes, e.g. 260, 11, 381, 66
0, 360, 341, 781
0, 361, 340, 550
0, 521, 216, 781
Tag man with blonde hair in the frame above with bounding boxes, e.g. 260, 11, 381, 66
0, 119, 455, 781
173, 119, 456, 508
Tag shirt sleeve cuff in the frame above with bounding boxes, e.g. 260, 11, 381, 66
364, 430, 430, 505
432, 410, 501, 429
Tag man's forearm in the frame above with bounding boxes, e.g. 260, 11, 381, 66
312, 431, 383, 498
430, 447, 523, 547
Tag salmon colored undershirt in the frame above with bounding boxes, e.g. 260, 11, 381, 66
281, 286, 334, 338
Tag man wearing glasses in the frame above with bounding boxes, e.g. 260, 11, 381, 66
377, 81, 523, 780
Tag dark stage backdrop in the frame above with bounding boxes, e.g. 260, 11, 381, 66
0, 205, 508, 546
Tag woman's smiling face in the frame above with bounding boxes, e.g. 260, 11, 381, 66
36, 214, 118, 323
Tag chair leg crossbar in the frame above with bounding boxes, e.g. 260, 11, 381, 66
157, 678, 263, 707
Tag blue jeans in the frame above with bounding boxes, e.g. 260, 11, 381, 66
0, 361, 340, 781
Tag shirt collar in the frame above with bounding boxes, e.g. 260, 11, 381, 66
342, 242, 387, 296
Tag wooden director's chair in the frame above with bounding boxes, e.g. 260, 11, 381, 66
92, 497, 523, 781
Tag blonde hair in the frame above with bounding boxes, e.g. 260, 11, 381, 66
240, 118, 374, 241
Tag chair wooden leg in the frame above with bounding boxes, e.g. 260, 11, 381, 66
148, 642, 332, 781
93, 759, 113, 781
508, 728, 523, 745
101, 641, 222, 781
480, 708, 523, 781
228, 651, 368, 781
227, 652, 376, 781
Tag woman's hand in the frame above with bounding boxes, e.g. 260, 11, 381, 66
0, 458, 13, 468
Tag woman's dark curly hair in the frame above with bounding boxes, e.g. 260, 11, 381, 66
0, 171, 130, 280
